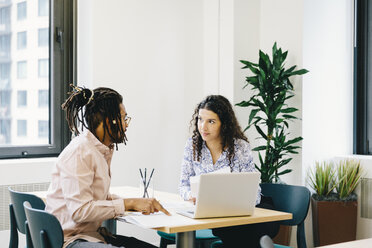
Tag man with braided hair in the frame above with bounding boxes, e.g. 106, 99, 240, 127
46, 85, 169, 248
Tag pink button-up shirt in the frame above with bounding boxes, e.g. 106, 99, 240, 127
45, 130, 125, 247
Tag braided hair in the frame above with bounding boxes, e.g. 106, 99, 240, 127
190, 95, 248, 171
62, 85, 127, 149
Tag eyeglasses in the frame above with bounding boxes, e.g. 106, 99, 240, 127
123, 116, 131, 126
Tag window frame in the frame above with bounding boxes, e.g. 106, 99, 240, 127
354, 0, 369, 154
0, 0, 75, 159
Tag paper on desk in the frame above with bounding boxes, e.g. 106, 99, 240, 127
190, 167, 231, 197
117, 210, 197, 228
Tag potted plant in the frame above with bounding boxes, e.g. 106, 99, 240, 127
237, 43, 308, 245
237, 42, 308, 183
308, 159, 362, 246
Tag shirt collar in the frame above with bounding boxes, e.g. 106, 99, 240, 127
82, 129, 113, 155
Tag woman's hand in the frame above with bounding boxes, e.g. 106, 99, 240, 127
188, 197, 196, 205
124, 198, 171, 215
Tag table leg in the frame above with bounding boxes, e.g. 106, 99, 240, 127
176, 231, 196, 248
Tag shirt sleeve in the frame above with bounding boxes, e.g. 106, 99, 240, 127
179, 139, 196, 200
235, 140, 261, 205
60, 148, 125, 223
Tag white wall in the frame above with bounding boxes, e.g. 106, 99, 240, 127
303, 0, 354, 247
78, 0, 204, 194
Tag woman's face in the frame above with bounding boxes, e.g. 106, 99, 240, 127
197, 108, 221, 144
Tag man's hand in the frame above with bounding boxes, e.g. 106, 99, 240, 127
124, 198, 171, 215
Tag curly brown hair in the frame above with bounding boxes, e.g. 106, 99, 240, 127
61, 85, 127, 149
190, 95, 248, 170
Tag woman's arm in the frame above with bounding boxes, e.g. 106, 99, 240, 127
236, 140, 262, 205
179, 139, 196, 201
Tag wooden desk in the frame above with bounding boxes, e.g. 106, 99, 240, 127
34, 186, 292, 248
318, 238, 372, 248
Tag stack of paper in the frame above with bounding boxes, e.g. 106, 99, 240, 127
117, 211, 197, 228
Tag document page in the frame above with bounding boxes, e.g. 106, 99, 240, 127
117, 201, 197, 228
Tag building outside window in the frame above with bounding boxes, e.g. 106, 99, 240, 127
38, 90, 48, 107
0, 0, 74, 158
17, 2, 27, 21
0, 6, 10, 25
38, 120, 48, 138
17, 61, 27, 79
17, 91, 27, 107
0, 63, 10, 89
17, 120, 27, 136
0, 35, 10, 58
0, 119, 11, 144
38, 28, 48, 47
38, 59, 48, 78
38, 0, 49, 17
17, 31, 27, 50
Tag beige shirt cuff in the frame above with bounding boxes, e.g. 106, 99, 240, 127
112, 199, 125, 216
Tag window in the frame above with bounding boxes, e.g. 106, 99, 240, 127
0, 35, 10, 58
38, 59, 48, 78
0, 6, 10, 25
38, 28, 48, 47
38, 0, 49, 17
17, 31, 27, 50
0, 0, 74, 158
38, 90, 48, 107
17, 91, 27, 107
38, 120, 48, 138
0, 63, 10, 80
0, 119, 11, 144
0, 63, 10, 89
17, 2, 27, 21
0, 90, 11, 124
355, 0, 371, 154
17, 61, 27, 79
17, 120, 27, 136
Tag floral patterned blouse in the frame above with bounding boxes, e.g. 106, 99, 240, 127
179, 137, 261, 205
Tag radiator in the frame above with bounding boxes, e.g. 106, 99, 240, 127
0, 182, 50, 231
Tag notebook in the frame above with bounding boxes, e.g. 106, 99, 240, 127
177, 172, 260, 219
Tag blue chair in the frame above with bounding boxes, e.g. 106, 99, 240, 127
210, 184, 310, 248
23, 201, 64, 248
158, 229, 219, 248
260, 184, 310, 248
9, 187, 46, 248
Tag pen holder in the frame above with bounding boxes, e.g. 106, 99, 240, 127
139, 168, 154, 198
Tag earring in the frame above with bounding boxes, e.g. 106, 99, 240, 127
112, 120, 116, 124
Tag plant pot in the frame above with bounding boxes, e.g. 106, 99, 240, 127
273, 225, 291, 246
311, 197, 357, 246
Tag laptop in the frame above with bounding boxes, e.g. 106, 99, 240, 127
177, 172, 260, 219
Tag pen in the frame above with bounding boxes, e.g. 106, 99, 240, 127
145, 168, 155, 197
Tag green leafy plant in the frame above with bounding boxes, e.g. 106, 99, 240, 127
336, 159, 362, 199
308, 161, 337, 197
308, 159, 363, 201
237, 42, 308, 183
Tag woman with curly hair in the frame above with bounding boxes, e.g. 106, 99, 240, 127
179, 95, 278, 248
46, 85, 169, 248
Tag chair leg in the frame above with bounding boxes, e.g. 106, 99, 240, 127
25, 221, 34, 248
9, 204, 18, 248
159, 237, 175, 248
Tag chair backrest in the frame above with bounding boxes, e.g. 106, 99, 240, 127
9, 187, 46, 234
23, 201, 64, 248
260, 183, 310, 248
9, 187, 46, 248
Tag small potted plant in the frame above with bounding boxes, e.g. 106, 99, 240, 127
308, 159, 362, 246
